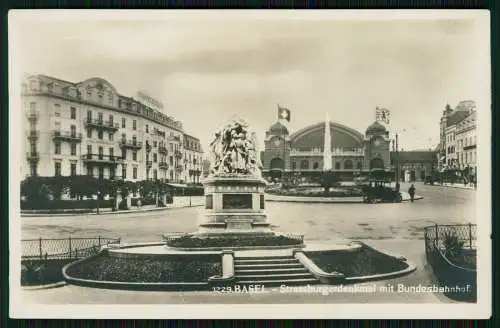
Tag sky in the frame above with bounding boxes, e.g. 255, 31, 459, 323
11, 11, 489, 152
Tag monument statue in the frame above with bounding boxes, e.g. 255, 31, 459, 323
209, 117, 262, 177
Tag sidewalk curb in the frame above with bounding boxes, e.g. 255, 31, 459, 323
21, 204, 203, 217
428, 184, 476, 190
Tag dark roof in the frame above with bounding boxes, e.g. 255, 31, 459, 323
366, 121, 387, 134
390, 151, 436, 163
446, 111, 470, 127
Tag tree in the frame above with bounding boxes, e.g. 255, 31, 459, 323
21, 177, 50, 203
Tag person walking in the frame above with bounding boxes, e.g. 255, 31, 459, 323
408, 184, 416, 202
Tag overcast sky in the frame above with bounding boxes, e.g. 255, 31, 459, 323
11, 11, 489, 152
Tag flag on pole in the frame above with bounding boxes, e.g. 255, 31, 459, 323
375, 107, 390, 124
278, 104, 291, 122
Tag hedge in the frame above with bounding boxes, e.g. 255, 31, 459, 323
21, 199, 115, 210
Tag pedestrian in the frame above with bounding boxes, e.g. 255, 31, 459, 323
137, 198, 142, 209
408, 184, 416, 202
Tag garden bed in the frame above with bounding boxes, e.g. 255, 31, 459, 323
266, 188, 363, 198
445, 249, 476, 270
21, 259, 73, 286
306, 245, 408, 277
64, 253, 222, 283
166, 235, 303, 248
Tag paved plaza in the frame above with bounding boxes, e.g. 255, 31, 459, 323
19, 182, 476, 304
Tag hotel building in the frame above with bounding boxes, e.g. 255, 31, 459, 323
22, 74, 203, 183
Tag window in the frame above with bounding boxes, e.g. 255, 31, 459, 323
98, 146, 103, 159
109, 147, 114, 158
146, 124, 149, 133
87, 89, 92, 97
122, 165, 127, 179
313, 162, 319, 170
70, 125, 76, 137
344, 160, 353, 170
70, 163, 77, 176
98, 130, 103, 140
153, 141, 157, 148
54, 104, 61, 117
87, 129, 92, 138
133, 151, 137, 161
122, 118, 126, 128
153, 169, 158, 181
108, 133, 113, 141
54, 162, 61, 176
54, 141, 61, 155
169, 144, 174, 152
87, 110, 92, 122
70, 107, 76, 119
300, 160, 309, 170
291, 162, 296, 170
54, 121, 61, 132
169, 156, 173, 165
30, 102, 36, 112
87, 145, 92, 156
87, 167, 92, 176
98, 167, 104, 179
132, 136, 137, 145
98, 112, 103, 123
108, 94, 113, 104
70, 143, 77, 156
153, 153, 157, 163
335, 162, 341, 170
122, 149, 126, 160
133, 120, 137, 130
356, 161, 363, 170
133, 167, 138, 179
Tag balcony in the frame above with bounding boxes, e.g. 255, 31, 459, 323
175, 150, 183, 159
27, 130, 39, 140
168, 135, 181, 143
52, 131, 82, 143
81, 154, 123, 165
119, 139, 143, 150
27, 112, 38, 121
158, 146, 168, 154
145, 143, 152, 153
463, 145, 477, 151
159, 161, 169, 169
146, 160, 153, 168
84, 119, 120, 132
26, 151, 40, 162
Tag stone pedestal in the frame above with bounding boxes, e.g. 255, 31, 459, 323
194, 174, 274, 237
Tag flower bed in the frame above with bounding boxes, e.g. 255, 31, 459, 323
65, 254, 222, 283
266, 187, 363, 198
21, 199, 114, 211
166, 235, 303, 248
21, 259, 73, 286
306, 245, 408, 277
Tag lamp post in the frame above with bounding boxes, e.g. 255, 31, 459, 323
395, 132, 400, 192
96, 191, 101, 214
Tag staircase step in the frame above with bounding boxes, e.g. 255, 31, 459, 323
236, 273, 313, 279
235, 268, 309, 274
236, 255, 294, 260
234, 258, 298, 264
237, 278, 319, 286
234, 263, 303, 269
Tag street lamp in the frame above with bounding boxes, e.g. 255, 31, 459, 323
96, 191, 101, 214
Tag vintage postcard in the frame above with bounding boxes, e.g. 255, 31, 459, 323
9, 10, 491, 319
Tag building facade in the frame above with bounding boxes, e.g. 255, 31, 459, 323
22, 74, 203, 183
261, 116, 436, 181
437, 100, 476, 175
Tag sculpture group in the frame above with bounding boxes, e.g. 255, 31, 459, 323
209, 117, 262, 177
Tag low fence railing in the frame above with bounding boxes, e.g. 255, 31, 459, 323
424, 224, 477, 302
22, 236, 121, 260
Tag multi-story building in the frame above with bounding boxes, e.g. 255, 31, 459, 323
22, 74, 203, 183
438, 100, 476, 173
182, 134, 203, 184
455, 110, 477, 175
